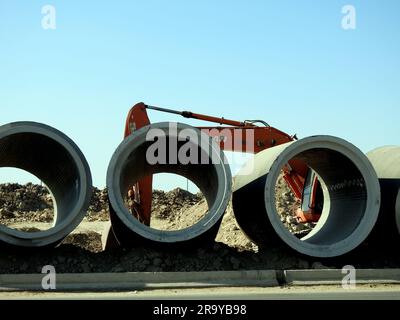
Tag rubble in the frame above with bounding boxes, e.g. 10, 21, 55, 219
0, 183, 398, 274
275, 175, 315, 237
0, 181, 309, 250
0, 183, 53, 225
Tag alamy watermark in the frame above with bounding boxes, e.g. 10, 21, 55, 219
41, 5, 56, 30
41, 265, 56, 290
342, 5, 356, 30
342, 265, 357, 290
145, 122, 255, 175
39, 5, 355, 32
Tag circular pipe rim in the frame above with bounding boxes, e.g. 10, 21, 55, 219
264, 135, 381, 258
107, 122, 232, 243
0, 122, 92, 246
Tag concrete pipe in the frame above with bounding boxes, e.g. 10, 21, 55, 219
0, 122, 92, 247
367, 146, 400, 240
232, 136, 381, 258
107, 122, 232, 246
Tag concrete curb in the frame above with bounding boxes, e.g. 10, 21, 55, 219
2, 269, 400, 292
0, 270, 278, 292
285, 269, 400, 286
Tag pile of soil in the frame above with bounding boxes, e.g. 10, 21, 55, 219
275, 176, 315, 237
0, 183, 256, 252
0, 183, 54, 225
86, 188, 109, 222
150, 188, 257, 251
152, 188, 202, 220
150, 189, 207, 231
0, 179, 306, 242
1, 182, 397, 274
0, 185, 110, 225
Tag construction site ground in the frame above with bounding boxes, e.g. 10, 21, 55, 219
0, 182, 400, 275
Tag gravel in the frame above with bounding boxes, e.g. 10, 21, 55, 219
0, 183, 398, 274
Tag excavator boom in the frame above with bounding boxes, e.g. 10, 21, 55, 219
124, 102, 320, 225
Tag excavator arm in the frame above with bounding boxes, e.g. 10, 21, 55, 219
124, 102, 319, 225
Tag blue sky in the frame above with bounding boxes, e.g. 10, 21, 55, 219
0, 0, 399, 189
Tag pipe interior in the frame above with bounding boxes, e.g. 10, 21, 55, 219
119, 138, 220, 222
0, 132, 81, 226
278, 148, 367, 246
397, 187, 400, 230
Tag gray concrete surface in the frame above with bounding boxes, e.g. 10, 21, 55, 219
285, 269, 400, 286
233, 136, 381, 258
2, 269, 400, 293
0, 270, 278, 291
0, 121, 92, 247
367, 146, 400, 236
1, 285, 400, 300
107, 122, 232, 244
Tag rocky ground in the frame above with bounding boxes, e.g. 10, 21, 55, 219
150, 188, 205, 231
0, 182, 398, 274
0, 183, 54, 225
275, 175, 315, 237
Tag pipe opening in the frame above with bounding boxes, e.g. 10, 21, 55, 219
107, 122, 232, 243
0, 168, 55, 232
397, 190, 400, 232
132, 174, 208, 232
0, 122, 92, 247
120, 138, 221, 224
272, 149, 367, 246
0, 132, 79, 227
264, 137, 380, 257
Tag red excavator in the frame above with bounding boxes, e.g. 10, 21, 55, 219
124, 102, 322, 226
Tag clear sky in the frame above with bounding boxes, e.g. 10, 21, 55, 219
0, 0, 399, 190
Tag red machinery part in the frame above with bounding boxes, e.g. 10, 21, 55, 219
122, 102, 316, 225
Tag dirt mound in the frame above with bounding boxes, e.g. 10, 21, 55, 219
0, 182, 304, 251
0, 184, 110, 225
0, 183, 398, 274
151, 193, 208, 231
275, 175, 315, 237
0, 183, 53, 225
86, 187, 109, 222
0, 183, 256, 251
150, 188, 256, 251
215, 202, 258, 252
152, 188, 202, 219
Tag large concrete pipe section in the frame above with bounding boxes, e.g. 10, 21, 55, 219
367, 146, 400, 240
232, 136, 381, 258
0, 122, 92, 247
107, 122, 232, 246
